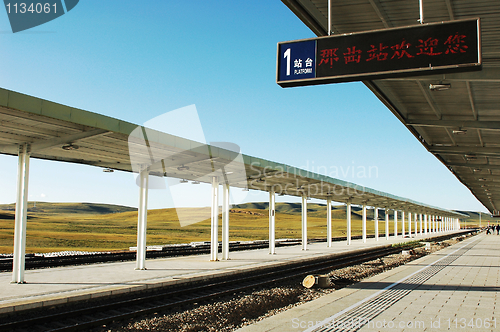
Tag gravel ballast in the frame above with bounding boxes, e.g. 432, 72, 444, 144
93, 236, 470, 332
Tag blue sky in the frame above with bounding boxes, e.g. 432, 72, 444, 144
0, 0, 487, 212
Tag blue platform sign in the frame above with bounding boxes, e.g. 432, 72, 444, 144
277, 19, 481, 88
278, 40, 316, 83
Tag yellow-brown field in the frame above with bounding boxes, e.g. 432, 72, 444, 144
0, 202, 485, 254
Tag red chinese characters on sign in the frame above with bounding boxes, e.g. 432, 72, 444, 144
366, 43, 389, 61
417, 37, 442, 56
318, 48, 339, 68
317, 33, 469, 67
343, 46, 362, 64
444, 33, 468, 54
390, 39, 414, 59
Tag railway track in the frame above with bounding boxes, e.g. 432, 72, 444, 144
0, 234, 388, 272
0, 230, 478, 332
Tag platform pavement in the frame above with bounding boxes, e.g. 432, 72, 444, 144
237, 232, 496, 332
0, 230, 460, 316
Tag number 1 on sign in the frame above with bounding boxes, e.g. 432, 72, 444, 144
284, 48, 291, 76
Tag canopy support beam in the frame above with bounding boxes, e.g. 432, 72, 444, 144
135, 169, 149, 270
210, 177, 219, 261
222, 183, 230, 260
362, 204, 367, 243
12, 144, 30, 284
401, 211, 406, 238
394, 210, 398, 237
269, 189, 276, 254
327, 198, 332, 247
385, 208, 389, 240
346, 201, 352, 245
302, 195, 307, 250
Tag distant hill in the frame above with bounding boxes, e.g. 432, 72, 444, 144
232, 202, 382, 220
453, 210, 474, 218
233, 203, 494, 223
233, 202, 327, 214
453, 210, 496, 223
0, 201, 489, 223
0, 202, 136, 215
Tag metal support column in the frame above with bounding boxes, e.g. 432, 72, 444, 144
401, 211, 405, 238
222, 183, 230, 260
269, 189, 276, 254
394, 210, 398, 237
385, 208, 389, 240
408, 211, 412, 237
302, 195, 307, 250
414, 213, 417, 237
210, 176, 219, 261
12, 144, 30, 284
346, 202, 351, 245
362, 204, 367, 243
419, 0, 424, 24
135, 169, 149, 270
374, 207, 379, 241
327, 198, 332, 247
424, 214, 428, 235
328, 0, 332, 35
419, 214, 423, 235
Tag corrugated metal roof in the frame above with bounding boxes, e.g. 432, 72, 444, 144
282, 0, 500, 214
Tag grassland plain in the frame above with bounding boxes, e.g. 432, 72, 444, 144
0, 202, 486, 254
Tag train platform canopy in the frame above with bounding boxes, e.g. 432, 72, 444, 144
0, 87, 464, 217
1, 87, 469, 284
281, 0, 500, 214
